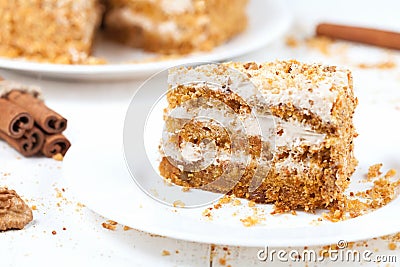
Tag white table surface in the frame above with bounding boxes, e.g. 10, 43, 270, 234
1, 0, 400, 266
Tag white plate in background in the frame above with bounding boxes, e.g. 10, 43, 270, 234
0, 0, 291, 80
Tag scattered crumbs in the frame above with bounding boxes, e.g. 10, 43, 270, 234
357, 61, 396, 70
16, 156, 21, 160
52, 153, 64, 161
367, 163, 383, 180
202, 208, 213, 220
355, 177, 399, 209
102, 220, 118, 231
347, 242, 355, 249
76, 202, 85, 210
319, 245, 336, 258
55, 188, 63, 198
248, 207, 266, 226
149, 233, 166, 238
392, 233, 400, 242
62, 227, 67, 231
345, 198, 369, 218
232, 199, 241, 206
388, 243, 397, 250
175, 250, 179, 254
218, 195, 233, 205
247, 200, 255, 207
285, 35, 299, 48
108, 220, 117, 225
335, 164, 400, 221
385, 169, 397, 178
213, 203, 222, 209
309, 218, 323, 226
123, 225, 132, 231
182, 186, 190, 192
161, 250, 171, 256
306, 36, 334, 55
31, 205, 37, 211
219, 258, 227, 266
240, 215, 259, 227
173, 200, 185, 208
291, 210, 297, 215
381, 232, 400, 248
51, 230, 57, 235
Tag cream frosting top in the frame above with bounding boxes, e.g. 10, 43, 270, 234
225, 61, 351, 123
169, 61, 351, 123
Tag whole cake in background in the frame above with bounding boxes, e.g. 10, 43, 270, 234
159, 60, 358, 212
104, 0, 248, 54
0, 0, 102, 64
0, 0, 248, 64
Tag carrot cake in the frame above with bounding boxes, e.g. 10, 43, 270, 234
0, 0, 102, 64
159, 60, 358, 212
0, 0, 248, 63
104, 0, 248, 54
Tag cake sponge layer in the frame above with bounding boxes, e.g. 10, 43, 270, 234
160, 61, 358, 211
0, 0, 102, 64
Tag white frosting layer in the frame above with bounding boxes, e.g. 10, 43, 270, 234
109, 9, 184, 40
160, 0, 194, 14
224, 62, 351, 123
107, 3, 207, 41
166, 107, 325, 149
275, 155, 308, 173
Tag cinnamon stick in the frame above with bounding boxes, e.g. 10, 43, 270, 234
41, 134, 71, 158
6, 91, 67, 134
0, 126, 45, 157
316, 23, 400, 50
0, 98, 34, 138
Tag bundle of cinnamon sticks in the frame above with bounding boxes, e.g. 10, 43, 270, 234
0, 90, 70, 158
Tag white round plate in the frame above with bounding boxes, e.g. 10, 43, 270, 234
0, 0, 291, 80
63, 96, 400, 247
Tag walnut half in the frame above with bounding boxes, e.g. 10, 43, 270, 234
0, 187, 33, 231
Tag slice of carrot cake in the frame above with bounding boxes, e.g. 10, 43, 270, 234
159, 60, 358, 212
0, 0, 102, 64
104, 0, 248, 54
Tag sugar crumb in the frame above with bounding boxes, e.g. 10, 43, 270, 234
388, 243, 397, 250
367, 163, 383, 180
285, 36, 299, 48
173, 200, 185, 208
52, 153, 64, 161
123, 226, 132, 231
162, 250, 171, 256
102, 220, 118, 231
